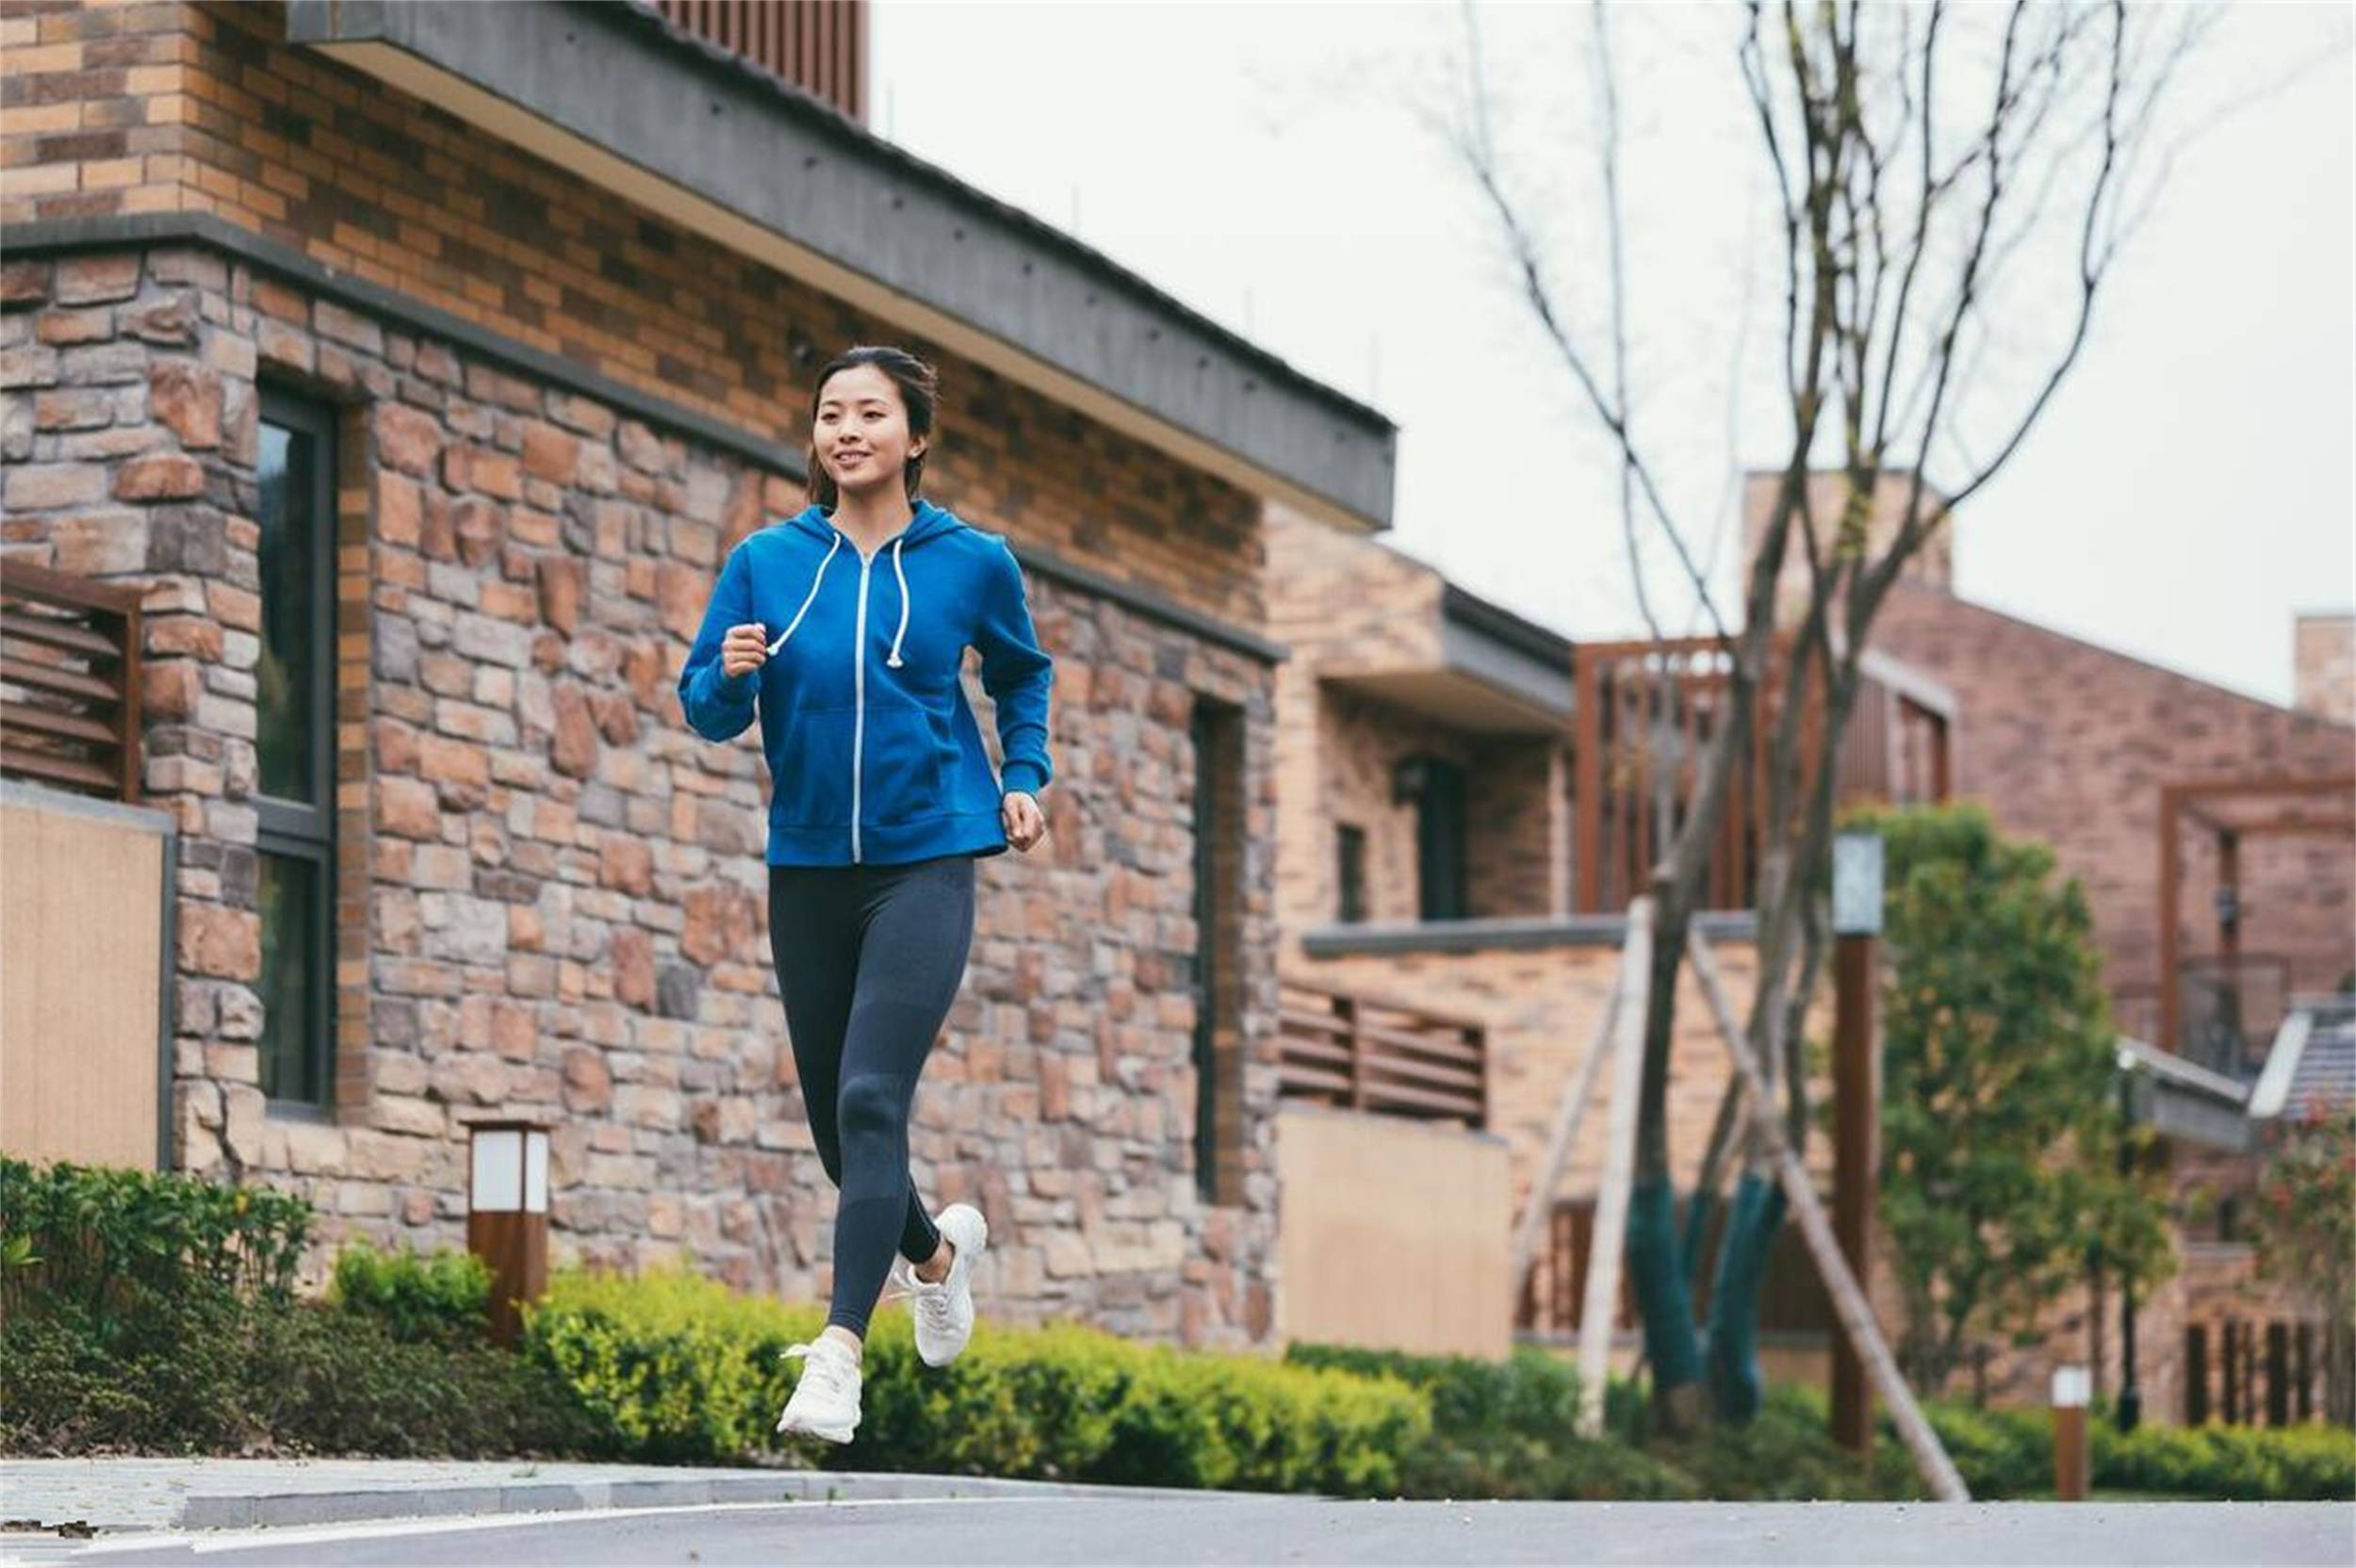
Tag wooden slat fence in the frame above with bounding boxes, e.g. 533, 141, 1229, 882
2184, 1317, 2353, 1428
1276, 977, 1487, 1128
1571, 637, 1952, 914
1515, 1194, 1836, 1338
1, 563, 141, 804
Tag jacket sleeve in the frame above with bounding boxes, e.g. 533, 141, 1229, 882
678, 543, 760, 743
974, 537, 1055, 796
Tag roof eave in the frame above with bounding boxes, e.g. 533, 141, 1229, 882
282, 0, 1396, 534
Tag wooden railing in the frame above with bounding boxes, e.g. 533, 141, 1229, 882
1515, 1194, 1834, 1338
1276, 978, 1488, 1127
2184, 1317, 2353, 1428
648, 0, 867, 122
0, 563, 142, 803
1572, 637, 1951, 914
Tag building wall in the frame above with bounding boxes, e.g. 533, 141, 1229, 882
1465, 737, 1567, 920
1873, 580, 2356, 1026
2295, 612, 2355, 727
2, 2, 1268, 629
1264, 502, 1570, 932
3, 1, 1298, 1347
1266, 501, 1435, 938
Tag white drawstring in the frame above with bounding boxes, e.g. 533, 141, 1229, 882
765, 531, 842, 656
885, 536, 910, 668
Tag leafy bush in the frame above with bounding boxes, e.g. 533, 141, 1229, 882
524, 1266, 1428, 1493
0, 1161, 594, 1460
329, 1241, 492, 1347
0, 1289, 603, 1459
1284, 1343, 1683, 1499
2093, 1420, 2354, 1502
0, 1158, 312, 1336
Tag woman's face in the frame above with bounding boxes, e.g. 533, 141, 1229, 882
814, 364, 924, 499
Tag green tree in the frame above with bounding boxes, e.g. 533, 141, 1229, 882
2250, 1099, 2356, 1330
1857, 802, 2173, 1399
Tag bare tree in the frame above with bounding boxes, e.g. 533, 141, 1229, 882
1440, 0, 2217, 1432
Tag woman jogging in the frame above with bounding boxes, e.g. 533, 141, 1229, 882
677, 345, 1054, 1443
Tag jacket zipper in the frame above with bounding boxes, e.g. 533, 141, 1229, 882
851, 548, 872, 863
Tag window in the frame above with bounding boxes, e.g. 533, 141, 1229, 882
1189, 698, 1246, 1205
254, 391, 337, 1107
1415, 758, 1467, 921
1335, 824, 1366, 924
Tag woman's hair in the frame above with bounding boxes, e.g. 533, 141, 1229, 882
805, 344, 940, 509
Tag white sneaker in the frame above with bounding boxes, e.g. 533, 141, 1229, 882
884, 1202, 988, 1367
776, 1337, 861, 1444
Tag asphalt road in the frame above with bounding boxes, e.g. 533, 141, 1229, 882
47, 1496, 2356, 1567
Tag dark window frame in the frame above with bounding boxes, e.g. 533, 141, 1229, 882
1414, 756, 1468, 922
254, 387, 338, 1110
1335, 822, 1366, 924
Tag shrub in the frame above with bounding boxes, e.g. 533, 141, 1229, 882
0, 1289, 602, 1460
329, 1241, 492, 1347
0, 1158, 311, 1337
523, 1266, 1428, 1493
2093, 1420, 2354, 1502
1284, 1342, 1684, 1499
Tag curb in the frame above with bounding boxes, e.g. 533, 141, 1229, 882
166, 1470, 1242, 1532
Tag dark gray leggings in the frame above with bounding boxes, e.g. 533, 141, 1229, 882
767, 852, 976, 1338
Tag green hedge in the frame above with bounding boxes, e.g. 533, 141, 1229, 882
1, 1284, 605, 1459
1284, 1342, 1683, 1499
0, 1160, 594, 1459
328, 1241, 492, 1348
522, 1266, 1427, 1493
5, 1160, 2347, 1499
0, 1157, 311, 1331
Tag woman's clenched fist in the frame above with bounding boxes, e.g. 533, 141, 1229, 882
722, 623, 769, 679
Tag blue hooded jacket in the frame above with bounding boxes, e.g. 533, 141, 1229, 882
678, 498, 1055, 866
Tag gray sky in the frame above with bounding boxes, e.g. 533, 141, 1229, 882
874, 2, 2353, 709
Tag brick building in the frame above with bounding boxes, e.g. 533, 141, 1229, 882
1262, 498, 1959, 1366
2296, 612, 2355, 728
1, 0, 1400, 1348
1743, 472, 2355, 1418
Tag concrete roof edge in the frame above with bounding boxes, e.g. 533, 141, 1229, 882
280, 1, 1398, 528
589, 2, 1396, 436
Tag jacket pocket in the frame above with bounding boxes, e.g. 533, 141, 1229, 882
863, 702, 951, 826
777, 706, 856, 827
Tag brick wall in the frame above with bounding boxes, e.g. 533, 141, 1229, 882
3, 1, 1294, 1347
2295, 612, 2355, 727
1265, 502, 1572, 932
4, 2, 1268, 629
1873, 581, 2356, 1022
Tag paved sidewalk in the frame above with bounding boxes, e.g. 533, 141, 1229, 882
0, 1458, 1221, 1535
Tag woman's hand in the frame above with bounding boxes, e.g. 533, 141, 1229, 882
1002, 790, 1046, 852
720, 623, 769, 679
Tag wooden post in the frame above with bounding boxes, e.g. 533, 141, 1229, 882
2266, 1321, 2290, 1428
1689, 930, 1972, 1501
1832, 927, 1877, 1453
2053, 1366, 2091, 1502
1509, 969, 1623, 1292
1338, 996, 1363, 1112
1577, 897, 1653, 1440
2296, 1321, 2315, 1422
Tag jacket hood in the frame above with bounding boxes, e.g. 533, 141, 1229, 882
766, 498, 968, 669
781, 498, 964, 549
